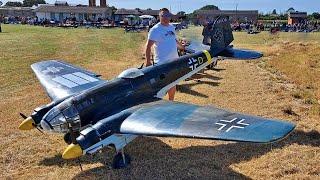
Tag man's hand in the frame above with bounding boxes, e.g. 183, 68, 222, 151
176, 40, 185, 51
145, 40, 155, 66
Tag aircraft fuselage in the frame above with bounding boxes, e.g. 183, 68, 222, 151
40, 51, 213, 134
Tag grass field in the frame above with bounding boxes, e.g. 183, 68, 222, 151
0, 24, 319, 179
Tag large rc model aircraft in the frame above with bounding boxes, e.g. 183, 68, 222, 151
19, 16, 295, 169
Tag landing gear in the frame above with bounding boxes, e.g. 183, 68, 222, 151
111, 149, 131, 169
63, 132, 79, 144
206, 59, 218, 70
64, 133, 72, 144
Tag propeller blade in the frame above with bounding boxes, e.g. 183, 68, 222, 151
19, 112, 28, 119
36, 127, 45, 134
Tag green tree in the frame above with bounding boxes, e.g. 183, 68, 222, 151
23, 0, 46, 7
312, 12, 320, 19
287, 7, 295, 13
110, 6, 117, 14
177, 11, 186, 16
198, 5, 219, 10
272, 9, 277, 15
5, 1, 23, 6
187, 4, 219, 20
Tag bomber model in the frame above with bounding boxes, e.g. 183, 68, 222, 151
19, 16, 295, 169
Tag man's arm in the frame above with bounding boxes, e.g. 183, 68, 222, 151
145, 40, 155, 67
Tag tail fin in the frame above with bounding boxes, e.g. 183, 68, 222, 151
202, 16, 234, 56
202, 16, 263, 59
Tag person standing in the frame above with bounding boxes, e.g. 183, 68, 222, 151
145, 8, 184, 101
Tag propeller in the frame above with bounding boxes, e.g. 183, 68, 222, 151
19, 112, 27, 119
19, 112, 44, 134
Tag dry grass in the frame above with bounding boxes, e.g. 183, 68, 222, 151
1, 25, 319, 179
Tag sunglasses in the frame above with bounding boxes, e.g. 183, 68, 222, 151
161, 13, 172, 18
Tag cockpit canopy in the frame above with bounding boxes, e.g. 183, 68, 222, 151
118, 68, 144, 79
40, 99, 80, 133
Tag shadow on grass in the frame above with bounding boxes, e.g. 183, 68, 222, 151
177, 73, 222, 98
39, 129, 320, 179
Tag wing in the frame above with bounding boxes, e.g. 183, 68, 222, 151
217, 46, 263, 59
185, 41, 262, 60
120, 101, 295, 143
31, 60, 106, 101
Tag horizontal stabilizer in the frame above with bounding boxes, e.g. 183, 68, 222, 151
217, 47, 263, 60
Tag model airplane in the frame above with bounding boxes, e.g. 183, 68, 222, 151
19, 16, 295, 169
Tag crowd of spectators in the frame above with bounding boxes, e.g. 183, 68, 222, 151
0, 15, 117, 28
1, 14, 320, 32
231, 20, 320, 33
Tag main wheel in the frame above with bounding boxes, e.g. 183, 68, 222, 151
63, 132, 80, 144
63, 132, 72, 144
111, 152, 131, 169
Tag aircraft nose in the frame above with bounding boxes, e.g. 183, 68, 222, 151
40, 120, 52, 131
41, 107, 68, 132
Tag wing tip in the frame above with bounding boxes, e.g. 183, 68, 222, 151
31, 59, 60, 68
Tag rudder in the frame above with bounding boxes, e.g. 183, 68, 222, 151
202, 16, 234, 56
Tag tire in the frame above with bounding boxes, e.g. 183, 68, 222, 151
111, 152, 131, 169
63, 131, 80, 144
63, 132, 72, 144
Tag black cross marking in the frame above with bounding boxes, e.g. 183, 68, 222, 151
215, 118, 250, 132
213, 29, 223, 43
188, 58, 198, 71
42, 66, 64, 74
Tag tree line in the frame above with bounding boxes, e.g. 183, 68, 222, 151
4, 0, 46, 7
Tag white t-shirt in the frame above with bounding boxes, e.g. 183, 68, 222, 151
148, 23, 179, 64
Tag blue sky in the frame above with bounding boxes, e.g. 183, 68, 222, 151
1, 0, 319, 14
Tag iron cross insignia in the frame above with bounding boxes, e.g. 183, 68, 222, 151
42, 66, 64, 74
215, 118, 250, 132
188, 58, 198, 70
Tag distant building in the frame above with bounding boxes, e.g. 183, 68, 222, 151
140, 9, 160, 18
88, 0, 107, 7
196, 10, 259, 23
288, 11, 307, 24
114, 8, 160, 22
0, 7, 34, 17
34, 4, 113, 21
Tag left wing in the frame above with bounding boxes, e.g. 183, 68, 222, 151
31, 60, 106, 101
120, 100, 295, 143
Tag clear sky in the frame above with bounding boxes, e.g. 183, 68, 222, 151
1, 0, 319, 14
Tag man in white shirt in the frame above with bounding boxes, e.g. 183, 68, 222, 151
145, 8, 184, 101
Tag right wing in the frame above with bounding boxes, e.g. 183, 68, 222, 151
31, 60, 106, 101
65, 100, 295, 160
